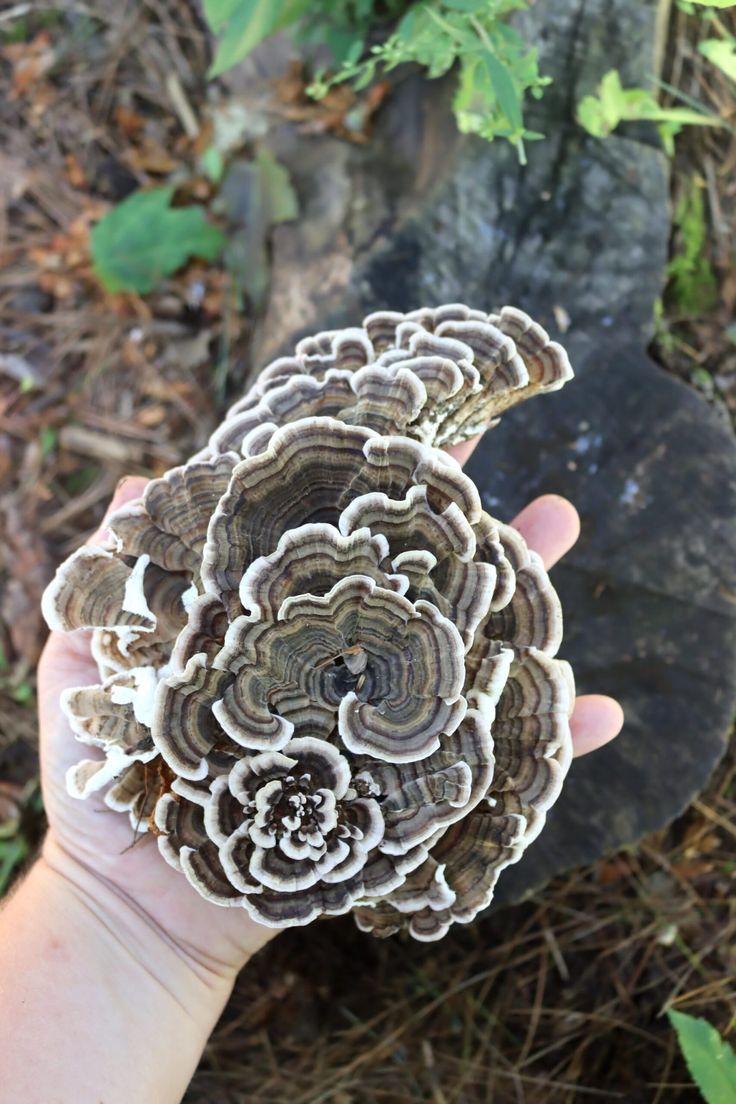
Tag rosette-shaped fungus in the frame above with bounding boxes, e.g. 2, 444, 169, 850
43, 304, 575, 939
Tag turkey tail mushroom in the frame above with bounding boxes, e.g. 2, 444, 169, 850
42, 304, 574, 939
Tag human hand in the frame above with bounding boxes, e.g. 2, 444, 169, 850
38, 467, 623, 984
446, 436, 623, 759
39, 479, 276, 981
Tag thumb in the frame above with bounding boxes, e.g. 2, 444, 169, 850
39, 476, 151, 680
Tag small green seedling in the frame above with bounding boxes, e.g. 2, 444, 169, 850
577, 68, 725, 154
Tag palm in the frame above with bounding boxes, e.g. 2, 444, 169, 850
38, 471, 622, 972
39, 629, 273, 965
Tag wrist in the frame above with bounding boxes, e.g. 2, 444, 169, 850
40, 832, 241, 997
1, 839, 238, 1104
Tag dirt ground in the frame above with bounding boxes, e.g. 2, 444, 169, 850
0, 4, 734, 1102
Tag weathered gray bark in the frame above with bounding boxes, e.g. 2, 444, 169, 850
223, 0, 736, 905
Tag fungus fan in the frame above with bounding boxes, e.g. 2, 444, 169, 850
42, 304, 575, 940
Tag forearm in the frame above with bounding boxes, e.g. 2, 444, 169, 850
0, 839, 236, 1104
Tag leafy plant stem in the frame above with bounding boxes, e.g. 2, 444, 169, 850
653, 75, 736, 132
469, 12, 526, 162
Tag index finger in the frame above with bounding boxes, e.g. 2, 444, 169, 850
38, 476, 151, 698
87, 476, 149, 547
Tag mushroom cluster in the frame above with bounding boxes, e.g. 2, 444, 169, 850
43, 304, 575, 940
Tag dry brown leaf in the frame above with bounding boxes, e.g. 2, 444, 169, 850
3, 32, 56, 100
126, 139, 181, 175
136, 404, 167, 428
65, 153, 88, 190
596, 856, 634, 884
113, 104, 145, 138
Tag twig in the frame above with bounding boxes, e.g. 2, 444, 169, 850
654, 0, 673, 81
0, 4, 31, 23
703, 155, 730, 267
165, 71, 199, 139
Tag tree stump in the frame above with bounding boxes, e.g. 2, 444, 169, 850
222, 0, 736, 905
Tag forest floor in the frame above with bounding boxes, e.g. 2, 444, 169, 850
0, 3, 734, 1102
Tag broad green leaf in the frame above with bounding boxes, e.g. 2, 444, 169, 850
322, 28, 364, 65
577, 93, 617, 137
207, 0, 310, 77
699, 38, 736, 81
689, 0, 735, 7
597, 68, 627, 107
443, 0, 495, 11
91, 187, 225, 294
395, 9, 418, 45
495, 21, 526, 48
576, 69, 627, 136
484, 52, 523, 130
668, 1011, 736, 1104
202, 0, 242, 32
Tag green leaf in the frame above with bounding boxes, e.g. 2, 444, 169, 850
11, 682, 33, 705
484, 52, 523, 131
324, 28, 364, 65
216, 151, 298, 309
443, 0, 493, 11
577, 68, 725, 141
699, 38, 736, 81
395, 9, 418, 45
254, 149, 298, 224
576, 69, 628, 136
650, 106, 724, 124
576, 94, 612, 136
207, 0, 311, 77
668, 1010, 736, 1104
294, 0, 550, 156
201, 145, 226, 183
91, 188, 225, 294
203, 0, 242, 32
656, 119, 681, 156
39, 426, 57, 458
667, 177, 719, 313
689, 0, 735, 7
0, 837, 29, 896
